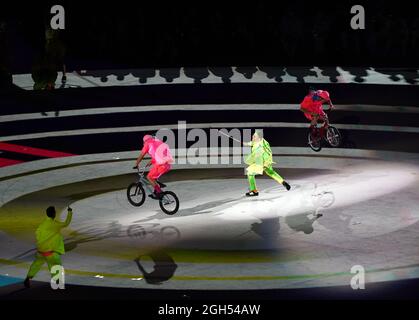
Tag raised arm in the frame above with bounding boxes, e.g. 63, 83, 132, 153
56, 208, 73, 228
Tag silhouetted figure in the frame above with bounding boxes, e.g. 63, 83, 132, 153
374, 68, 418, 85
285, 189, 335, 234
285, 212, 321, 234
258, 67, 286, 83
208, 67, 234, 83
134, 251, 177, 285
341, 67, 368, 83
286, 67, 317, 83
31, 57, 57, 90
235, 66, 258, 80
319, 67, 340, 83
402, 71, 418, 85
374, 68, 403, 82
132, 68, 156, 84
81, 69, 131, 83
31, 27, 66, 91
115, 70, 131, 81
184, 67, 210, 83
159, 68, 181, 83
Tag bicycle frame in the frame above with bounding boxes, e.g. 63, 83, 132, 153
136, 167, 154, 195
308, 110, 341, 150
312, 108, 333, 137
128, 166, 179, 214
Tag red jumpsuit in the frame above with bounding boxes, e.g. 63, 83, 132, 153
141, 138, 173, 180
300, 94, 327, 121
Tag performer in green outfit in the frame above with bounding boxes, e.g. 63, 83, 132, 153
24, 206, 73, 288
244, 130, 291, 196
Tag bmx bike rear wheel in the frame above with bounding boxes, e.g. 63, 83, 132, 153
308, 131, 322, 152
127, 182, 146, 207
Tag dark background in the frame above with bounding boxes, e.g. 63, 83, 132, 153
0, 0, 418, 74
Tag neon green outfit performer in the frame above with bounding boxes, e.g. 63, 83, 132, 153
24, 206, 73, 288
244, 130, 291, 196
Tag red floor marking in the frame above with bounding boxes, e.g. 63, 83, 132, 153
0, 142, 76, 158
0, 158, 23, 168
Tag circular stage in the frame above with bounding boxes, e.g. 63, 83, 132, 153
1, 156, 419, 291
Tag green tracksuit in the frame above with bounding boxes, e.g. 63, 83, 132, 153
245, 139, 284, 191
26, 211, 72, 278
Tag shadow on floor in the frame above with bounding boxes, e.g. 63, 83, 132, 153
134, 250, 178, 285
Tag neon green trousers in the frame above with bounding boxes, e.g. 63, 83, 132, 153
247, 166, 284, 191
27, 252, 62, 278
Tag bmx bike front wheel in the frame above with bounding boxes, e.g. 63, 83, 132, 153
326, 126, 342, 147
159, 191, 180, 215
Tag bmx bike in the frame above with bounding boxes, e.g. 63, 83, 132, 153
127, 167, 179, 215
308, 109, 342, 152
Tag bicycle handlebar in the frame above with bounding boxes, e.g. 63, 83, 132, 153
311, 106, 333, 117
133, 166, 147, 175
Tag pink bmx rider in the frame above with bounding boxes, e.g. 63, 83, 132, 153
134, 135, 173, 199
300, 89, 334, 135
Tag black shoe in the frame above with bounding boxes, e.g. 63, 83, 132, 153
246, 190, 259, 197
157, 180, 167, 188
24, 277, 31, 288
282, 181, 291, 191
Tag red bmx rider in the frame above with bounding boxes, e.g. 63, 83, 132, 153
134, 135, 173, 199
300, 89, 334, 137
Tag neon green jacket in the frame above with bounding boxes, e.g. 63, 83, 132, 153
36, 212, 72, 255
245, 139, 274, 169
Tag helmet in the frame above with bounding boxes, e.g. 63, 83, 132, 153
316, 90, 330, 101
143, 135, 153, 143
